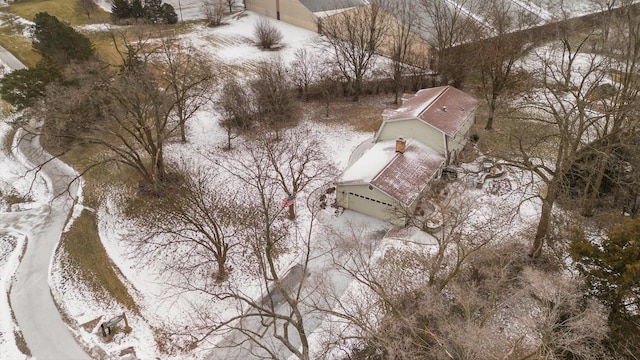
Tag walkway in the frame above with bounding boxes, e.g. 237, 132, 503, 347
0, 45, 90, 359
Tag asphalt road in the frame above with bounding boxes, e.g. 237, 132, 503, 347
9, 130, 89, 360
0, 45, 26, 71
1, 47, 89, 359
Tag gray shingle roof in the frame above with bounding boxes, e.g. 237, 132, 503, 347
382, 86, 479, 137
299, 0, 364, 13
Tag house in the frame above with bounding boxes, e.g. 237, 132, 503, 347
335, 138, 445, 224
375, 86, 480, 164
335, 86, 479, 224
244, 0, 363, 32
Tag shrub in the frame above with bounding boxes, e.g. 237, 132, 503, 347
253, 18, 283, 50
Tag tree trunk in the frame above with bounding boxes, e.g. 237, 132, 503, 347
531, 183, 557, 258
288, 204, 295, 220
156, 144, 165, 181
485, 99, 496, 130
216, 258, 227, 282
180, 120, 187, 142
581, 152, 608, 217
393, 68, 401, 105
353, 75, 362, 102
297, 322, 310, 360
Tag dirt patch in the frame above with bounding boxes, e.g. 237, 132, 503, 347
301, 93, 396, 133
119, 346, 136, 357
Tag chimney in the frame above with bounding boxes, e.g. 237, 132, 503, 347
442, 106, 447, 112
396, 137, 406, 154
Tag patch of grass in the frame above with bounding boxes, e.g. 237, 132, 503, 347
60, 209, 138, 312
474, 109, 561, 168
45, 139, 140, 208
0, 15, 40, 67
1, 4, 200, 67
4, 0, 110, 26
80, 315, 103, 332
88, 21, 203, 65
304, 94, 392, 133
4, 192, 32, 205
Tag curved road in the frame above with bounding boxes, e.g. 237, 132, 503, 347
9, 130, 89, 360
1, 48, 90, 359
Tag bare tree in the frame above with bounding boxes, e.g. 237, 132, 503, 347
216, 78, 253, 150
197, 140, 328, 360
320, 2, 390, 101
385, 0, 421, 104
75, 0, 98, 19
418, 0, 478, 86
133, 167, 242, 282
203, 0, 227, 27
493, 30, 609, 258
254, 17, 283, 50
38, 31, 216, 192
572, 0, 640, 216
289, 48, 321, 100
256, 128, 336, 220
224, 0, 236, 13
38, 57, 174, 192
317, 224, 609, 359
250, 58, 297, 138
313, 183, 516, 357
153, 37, 216, 143
475, 0, 537, 130
317, 61, 342, 117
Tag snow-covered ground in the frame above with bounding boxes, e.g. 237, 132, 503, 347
65, 9, 545, 355
0, 119, 53, 360
0, 1, 626, 358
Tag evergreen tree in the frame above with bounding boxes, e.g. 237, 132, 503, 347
33, 12, 94, 65
131, 0, 144, 19
0, 64, 60, 110
111, 0, 132, 22
143, 0, 163, 23
570, 218, 640, 355
162, 3, 178, 24
570, 218, 640, 318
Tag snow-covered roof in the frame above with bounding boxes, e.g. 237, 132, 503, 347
381, 86, 479, 137
338, 138, 445, 206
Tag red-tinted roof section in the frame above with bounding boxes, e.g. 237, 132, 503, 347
382, 86, 479, 137
370, 139, 445, 207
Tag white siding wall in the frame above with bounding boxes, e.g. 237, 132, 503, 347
336, 184, 402, 224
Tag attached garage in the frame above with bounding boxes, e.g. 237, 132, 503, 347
336, 138, 445, 225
